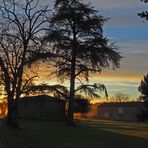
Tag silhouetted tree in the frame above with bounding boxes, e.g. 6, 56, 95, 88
75, 83, 108, 100
27, 82, 108, 99
139, 73, 148, 103
137, 1, 148, 121
110, 92, 130, 102
0, 0, 50, 126
138, 0, 148, 20
138, 73, 148, 121
28, 83, 107, 114
45, 0, 121, 125
26, 83, 69, 99
74, 95, 90, 113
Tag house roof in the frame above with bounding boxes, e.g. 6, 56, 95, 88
19, 95, 66, 102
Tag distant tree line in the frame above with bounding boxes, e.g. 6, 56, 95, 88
109, 92, 130, 103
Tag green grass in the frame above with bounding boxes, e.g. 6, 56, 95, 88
0, 118, 148, 148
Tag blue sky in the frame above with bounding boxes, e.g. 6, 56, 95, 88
85, 0, 148, 98
37, 0, 148, 99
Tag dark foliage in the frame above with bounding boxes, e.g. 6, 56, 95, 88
138, 73, 148, 122
136, 108, 148, 122
27, 83, 69, 99
75, 83, 108, 99
138, 0, 148, 20
74, 98, 90, 113
138, 73, 148, 103
45, 0, 121, 125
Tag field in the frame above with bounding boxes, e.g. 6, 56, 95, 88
0, 118, 148, 148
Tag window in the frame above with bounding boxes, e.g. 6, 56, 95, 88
104, 113, 109, 117
118, 107, 123, 114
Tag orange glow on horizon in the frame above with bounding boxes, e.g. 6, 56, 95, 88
93, 71, 142, 81
33, 62, 143, 85
34, 70, 142, 84
26, 63, 143, 99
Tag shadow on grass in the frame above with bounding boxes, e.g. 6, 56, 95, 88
79, 119, 148, 143
0, 118, 147, 148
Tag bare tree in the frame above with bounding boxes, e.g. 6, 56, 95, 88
0, 0, 50, 126
109, 92, 130, 102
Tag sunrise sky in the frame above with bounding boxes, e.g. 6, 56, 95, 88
36, 0, 148, 99
89, 0, 148, 98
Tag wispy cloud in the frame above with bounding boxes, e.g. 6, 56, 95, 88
89, 74, 141, 98
86, 0, 146, 9
86, 0, 148, 29
35, 0, 148, 99
120, 53, 148, 75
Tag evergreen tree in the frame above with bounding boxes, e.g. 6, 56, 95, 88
139, 73, 148, 102
46, 0, 122, 125
138, 0, 148, 20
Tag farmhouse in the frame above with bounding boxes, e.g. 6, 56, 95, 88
97, 102, 145, 121
17, 95, 66, 121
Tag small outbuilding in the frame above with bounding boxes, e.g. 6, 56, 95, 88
97, 102, 145, 121
17, 95, 66, 121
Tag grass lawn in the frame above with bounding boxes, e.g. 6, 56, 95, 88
0, 118, 148, 148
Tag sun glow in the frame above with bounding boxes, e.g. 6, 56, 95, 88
32, 66, 142, 99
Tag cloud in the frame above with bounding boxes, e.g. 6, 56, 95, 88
84, 0, 148, 29
91, 53, 148, 79
86, 0, 146, 9
103, 8, 148, 28
103, 27, 148, 54
100, 8, 148, 28
119, 53, 148, 74
35, 0, 148, 99
107, 85, 140, 98
89, 73, 141, 98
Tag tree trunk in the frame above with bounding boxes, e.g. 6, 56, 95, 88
7, 98, 13, 125
12, 44, 27, 125
66, 52, 76, 126
6, 93, 16, 127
